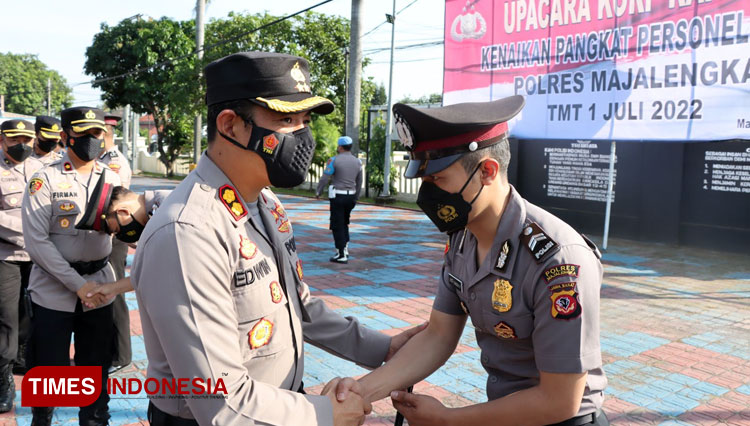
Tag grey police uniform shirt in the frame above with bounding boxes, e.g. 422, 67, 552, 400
32, 150, 62, 166
316, 151, 362, 197
130, 155, 390, 425
99, 147, 132, 189
21, 153, 121, 312
143, 190, 171, 215
0, 152, 43, 261
434, 185, 606, 417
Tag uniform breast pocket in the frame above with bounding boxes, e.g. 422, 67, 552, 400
234, 282, 289, 358
483, 311, 534, 341
50, 200, 81, 235
1, 188, 23, 210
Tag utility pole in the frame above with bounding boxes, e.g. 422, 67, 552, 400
194, 0, 206, 166
123, 105, 131, 165
346, 0, 364, 154
381, 0, 397, 198
131, 110, 139, 172
47, 78, 51, 115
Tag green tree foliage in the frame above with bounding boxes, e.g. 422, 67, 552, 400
398, 93, 442, 105
84, 17, 196, 175
366, 115, 397, 196
0, 53, 73, 116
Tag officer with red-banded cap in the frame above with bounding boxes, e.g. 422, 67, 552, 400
130, 51, 423, 426
0, 119, 43, 413
22, 107, 121, 426
333, 96, 609, 426
98, 113, 133, 373
33, 116, 64, 165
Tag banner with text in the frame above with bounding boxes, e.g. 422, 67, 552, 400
444, 0, 750, 141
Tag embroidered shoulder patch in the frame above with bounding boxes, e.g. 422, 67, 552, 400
219, 184, 247, 221
549, 282, 582, 320
543, 264, 580, 283
29, 178, 44, 195
520, 222, 558, 263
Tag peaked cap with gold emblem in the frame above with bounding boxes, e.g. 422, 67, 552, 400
35, 115, 63, 140
61, 107, 107, 133
1, 119, 35, 138
394, 95, 525, 178
205, 51, 334, 115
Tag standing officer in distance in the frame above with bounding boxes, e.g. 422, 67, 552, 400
33, 116, 64, 166
0, 119, 43, 412
98, 113, 133, 373
22, 107, 121, 426
316, 136, 362, 264
333, 96, 609, 426
131, 52, 423, 426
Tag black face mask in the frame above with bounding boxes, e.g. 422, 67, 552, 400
6, 144, 33, 162
114, 214, 145, 243
416, 163, 484, 234
68, 134, 104, 162
219, 118, 316, 188
37, 138, 59, 153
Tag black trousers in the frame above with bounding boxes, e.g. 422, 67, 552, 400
28, 301, 114, 416
547, 410, 609, 426
0, 260, 31, 367
109, 240, 131, 366
329, 194, 356, 250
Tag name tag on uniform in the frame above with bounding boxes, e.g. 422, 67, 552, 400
448, 273, 463, 292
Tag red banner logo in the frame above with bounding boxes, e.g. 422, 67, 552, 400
22, 366, 101, 407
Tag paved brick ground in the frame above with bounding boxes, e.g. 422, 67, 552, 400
2, 179, 749, 425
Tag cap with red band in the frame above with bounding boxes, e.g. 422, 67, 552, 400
393, 95, 525, 178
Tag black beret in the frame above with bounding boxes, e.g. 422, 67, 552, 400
395, 96, 525, 178
1, 119, 35, 138
205, 51, 334, 115
35, 116, 63, 140
61, 107, 107, 133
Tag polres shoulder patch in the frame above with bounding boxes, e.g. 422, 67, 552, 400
520, 222, 558, 263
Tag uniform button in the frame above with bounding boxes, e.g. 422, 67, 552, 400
489, 375, 498, 383
470, 292, 476, 301
481, 355, 489, 364
200, 183, 211, 191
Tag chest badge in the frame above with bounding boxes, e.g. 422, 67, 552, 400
493, 321, 517, 339
248, 318, 273, 349
270, 281, 283, 304
495, 239, 511, 272
492, 279, 513, 313
59, 202, 75, 212
1, 171, 10, 176
239, 235, 257, 260
57, 182, 72, 190
59, 217, 71, 228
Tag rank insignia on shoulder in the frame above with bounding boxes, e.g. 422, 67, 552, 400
447, 273, 463, 292
29, 178, 44, 195
248, 318, 273, 349
219, 184, 247, 221
492, 279, 513, 313
63, 162, 73, 172
239, 235, 257, 260
549, 282, 582, 320
296, 260, 304, 281
270, 281, 283, 304
493, 321, 517, 339
495, 240, 511, 272
520, 222, 557, 263
543, 264, 580, 283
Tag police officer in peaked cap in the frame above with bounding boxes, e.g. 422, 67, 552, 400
33, 116, 64, 166
333, 96, 609, 426
130, 51, 424, 426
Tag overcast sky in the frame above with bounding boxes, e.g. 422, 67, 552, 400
0, 0, 445, 107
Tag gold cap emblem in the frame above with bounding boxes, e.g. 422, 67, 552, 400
16, 122, 26, 129
291, 62, 310, 93
85, 110, 96, 119
51, 124, 59, 131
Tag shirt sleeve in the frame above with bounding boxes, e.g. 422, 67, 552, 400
133, 223, 333, 426
315, 159, 334, 196
0, 211, 24, 247
355, 160, 363, 199
21, 173, 87, 292
431, 262, 466, 316
531, 244, 603, 374
299, 280, 391, 368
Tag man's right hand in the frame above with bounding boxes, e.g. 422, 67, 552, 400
323, 377, 370, 426
77, 281, 110, 308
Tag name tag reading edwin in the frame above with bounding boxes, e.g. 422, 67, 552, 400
448, 273, 463, 292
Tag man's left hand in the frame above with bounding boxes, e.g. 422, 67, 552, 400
390, 390, 450, 426
386, 322, 428, 361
